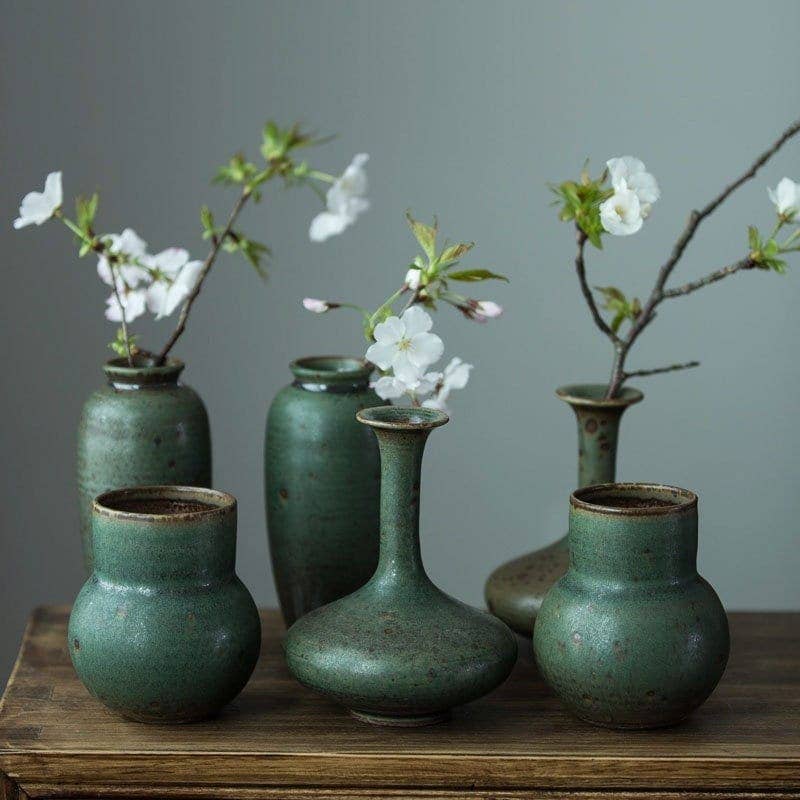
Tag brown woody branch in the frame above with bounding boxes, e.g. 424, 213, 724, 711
574, 228, 618, 343
623, 360, 700, 380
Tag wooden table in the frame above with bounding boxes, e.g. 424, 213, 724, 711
0, 608, 798, 799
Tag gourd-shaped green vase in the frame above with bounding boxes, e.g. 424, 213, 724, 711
485, 384, 643, 634
77, 357, 212, 571
285, 406, 518, 727
265, 356, 381, 626
534, 483, 729, 729
69, 486, 261, 723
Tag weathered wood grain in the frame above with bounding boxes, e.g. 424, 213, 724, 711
0, 607, 797, 799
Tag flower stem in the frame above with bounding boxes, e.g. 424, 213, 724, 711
156, 187, 252, 364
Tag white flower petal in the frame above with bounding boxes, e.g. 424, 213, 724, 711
365, 341, 397, 370
303, 298, 329, 313
372, 316, 405, 345
405, 267, 422, 290
146, 247, 189, 275
309, 211, 349, 242
600, 186, 643, 236
372, 375, 408, 400
407, 331, 444, 370
400, 305, 433, 337
13, 171, 63, 228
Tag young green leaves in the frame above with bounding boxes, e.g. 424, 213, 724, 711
551, 166, 613, 249
109, 326, 139, 358
594, 286, 642, 333
748, 226, 788, 274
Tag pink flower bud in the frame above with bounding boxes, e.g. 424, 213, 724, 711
474, 300, 503, 319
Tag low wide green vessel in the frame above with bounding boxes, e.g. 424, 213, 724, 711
265, 356, 381, 626
77, 357, 212, 571
69, 486, 261, 724
533, 482, 729, 729
285, 406, 518, 727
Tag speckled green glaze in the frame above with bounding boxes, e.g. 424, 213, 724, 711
285, 407, 518, 727
485, 384, 643, 635
265, 356, 381, 626
68, 486, 261, 724
77, 357, 212, 571
533, 483, 730, 729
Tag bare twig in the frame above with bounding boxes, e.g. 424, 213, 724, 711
574, 228, 618, 343
663, 258, 757, 298
623, 360, 700, 380
157, 188, 251, 364
602, 119, 800, 399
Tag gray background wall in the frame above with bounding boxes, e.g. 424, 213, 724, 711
1, 0, 799, 681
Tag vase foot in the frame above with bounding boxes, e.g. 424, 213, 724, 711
350, 709, 452, 727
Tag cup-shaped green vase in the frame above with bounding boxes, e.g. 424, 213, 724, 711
285, 406, 518, 727
533, 483, 729, 729
485, 384, 643, 635
69, 486, 261, 723
265, 356, 381, 626
77, 357, 212, 571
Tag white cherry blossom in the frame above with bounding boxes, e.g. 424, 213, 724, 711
607, 156, 660, 218
372, 368, 441, 401
768, 177, 800, 221
145, 250, 203, 319
13, 171, 63, 229
97, 228, 149, 288
600, 180, 643, 236
365, 306, 443, 377
303, 298, 330, 313
105, 286, 147, 323
405, 267, 422, 290
309, 154, 370, 242
422, 357, 472, 411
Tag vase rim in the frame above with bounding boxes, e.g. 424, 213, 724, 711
571, 482, 697, 517
357, 405, 449, 431
94, 485, 235, 523
290, 355, 372, 384
556, 383, 644, 408
103, 356, 184, 386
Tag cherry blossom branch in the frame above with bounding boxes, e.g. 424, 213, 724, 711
574, 227, 618, 343
156, 188, 251, 364
603, 119, 800, 399
622, 360, 700, 380
662, 258, 756, 298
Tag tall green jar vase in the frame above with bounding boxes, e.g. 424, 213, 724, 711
485, 383, 643, 635
533, 483, 730, 729
77, 356, 212, 571
68, 486, 261, 723
285, 406, 518, 727
264, 356, 382, 626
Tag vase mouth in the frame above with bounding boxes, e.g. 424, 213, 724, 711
556, 383, 644, 409
357, 405, 449, 431
103, 355, 184, 386
571, 483, 697, 516
290, 355, 372, 384
94, 486, 236, 522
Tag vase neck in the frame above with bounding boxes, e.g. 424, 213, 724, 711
372, 427, 428, 583
103, 356, 184, 391
569, 484, 699, 584
290, 356, 372, 393
556, 384, 644, 488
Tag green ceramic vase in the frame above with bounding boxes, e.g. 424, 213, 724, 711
533, 483, 730, 729
485, 384, 643, 635
77, 356, 212, 571
69, 486, 261, 723
285, 406, 518, 727
265, 356, 381, 626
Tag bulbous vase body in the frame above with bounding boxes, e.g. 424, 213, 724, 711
77, 358, 212, 571
534, 483, 729, 729
285, 407, 518, 726
265, 356, 381, 626
69, 486, 261, 723
485, 384, 643, 634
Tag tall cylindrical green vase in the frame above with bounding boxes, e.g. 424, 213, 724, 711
285, 406, 518, 727
534, 483, 729, 729
264, 356, 382, 626
69, 486, 261, 723
77, 357, 212, 571
485, 384, 643, 635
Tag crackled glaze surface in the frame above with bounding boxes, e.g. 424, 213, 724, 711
76, 358, 212, 570
285, 407, 517, 726
485, 384, 643, 635
533, 483, 729, 729
68, 486, 260, 724
265, 357, 382, 626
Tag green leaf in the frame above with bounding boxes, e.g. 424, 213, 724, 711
439, 242, 474, 267
108, 327, 139, 358
610, 311, 625, 333
214, 153, 258, 186
200, 205, 215, 233
75, 193, 99, 233
748, 225, 760, 251
595, 285, 626, 303
447, 268, 509, 283
406, 212, 437, 260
